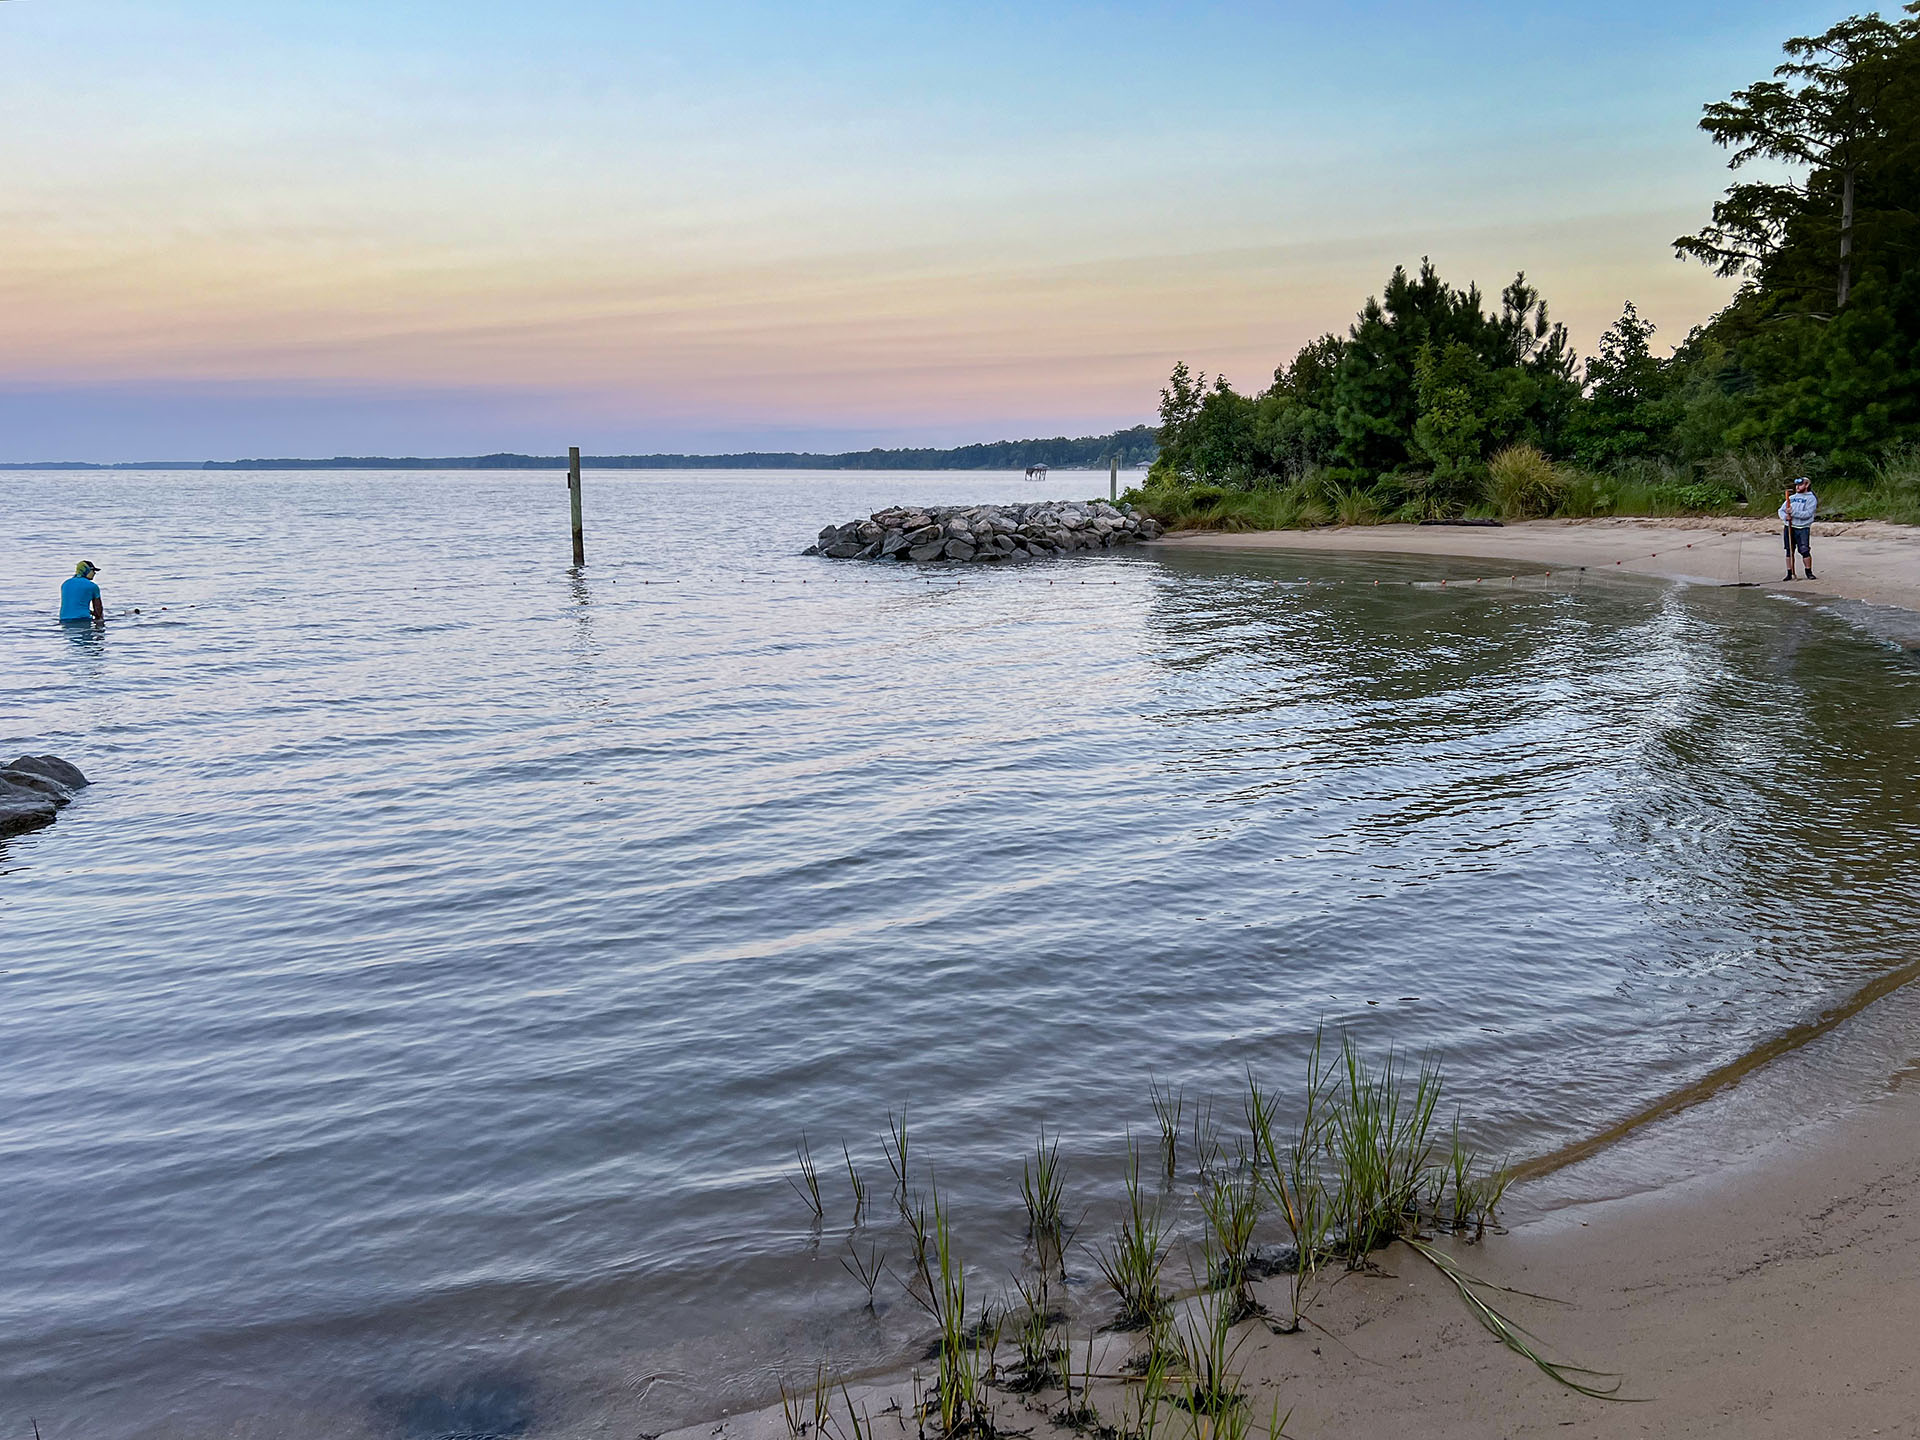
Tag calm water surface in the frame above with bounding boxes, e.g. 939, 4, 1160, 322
2, 470, 1917, 1439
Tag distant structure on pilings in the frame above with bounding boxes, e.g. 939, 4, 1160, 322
1024, 463, 1048, 480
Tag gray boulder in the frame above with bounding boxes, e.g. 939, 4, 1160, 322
0, 779, 57, 838
908, 541, 946, 562
943, 538, 976, 561
0, 769, 73, 807
9, 755, 88, 789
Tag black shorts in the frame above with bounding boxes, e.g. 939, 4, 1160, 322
1784, 524, 1811, 556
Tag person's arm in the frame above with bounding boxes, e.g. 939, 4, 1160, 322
91, 589, 105, 623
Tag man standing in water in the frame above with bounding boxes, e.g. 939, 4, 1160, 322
1779, 476, 1818, 580
59, 560, 105, 624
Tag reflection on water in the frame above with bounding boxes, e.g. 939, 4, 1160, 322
60, 617, 107, 658
0, 471, 1916, 1440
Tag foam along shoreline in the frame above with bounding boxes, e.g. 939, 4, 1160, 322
668, 1071, 1920, 1440
1154, 516, 1920, 620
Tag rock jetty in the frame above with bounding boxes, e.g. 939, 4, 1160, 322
0, 755, 90, 838
805, 499, 1162, 563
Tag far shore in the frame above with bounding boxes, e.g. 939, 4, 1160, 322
1154, 515, 1920, 619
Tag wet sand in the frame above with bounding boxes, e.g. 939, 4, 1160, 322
1155, 516, 1920, 617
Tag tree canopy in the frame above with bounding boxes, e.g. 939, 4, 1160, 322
1148, 5, 1920, 508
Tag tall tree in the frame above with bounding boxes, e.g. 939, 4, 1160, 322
1676, 7, 1920, 312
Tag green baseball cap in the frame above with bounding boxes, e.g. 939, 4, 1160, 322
75, 560, 99, 577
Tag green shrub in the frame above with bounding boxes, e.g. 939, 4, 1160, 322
1331, 486, 1380, 526
1555, 467, 1614, 517
1485, 444, 1567, 519
1704, 447, 1807, 507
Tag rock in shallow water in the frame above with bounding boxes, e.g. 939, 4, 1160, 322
8, 755, 88, 789
805, 500, 1159, 564
0, 756, 90, 838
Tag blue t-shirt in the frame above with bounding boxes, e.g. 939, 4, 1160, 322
59, 574, 101, 621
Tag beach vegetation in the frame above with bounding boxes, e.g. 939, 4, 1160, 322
781, 1362, 837, 1440
1197, 1170, 1263, 1319
1169, 1290, 1250, 1421
914, 1192, 1001, 1438
1149, 1076, 1183, 1181
790, 1134, 825, 1222
844, 1142, 868, 1222
1094, 1138, 1170, 1329
841, 1238, 888, 1310
1021, 1128, 1068, 1268
886, 1110, 915, 1221
1009, 1271, 1064, 1392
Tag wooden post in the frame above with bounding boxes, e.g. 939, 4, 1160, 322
568, 446, 585, 566
1109, 454, 1118, 502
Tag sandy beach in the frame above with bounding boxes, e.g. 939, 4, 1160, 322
1155, 516, 1920, 620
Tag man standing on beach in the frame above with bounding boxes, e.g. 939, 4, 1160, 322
1779, 477, 1817, 580
59, 560, 105, 624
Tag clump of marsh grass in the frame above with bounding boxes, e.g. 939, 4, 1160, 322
1325, 1038, 1441, 1264
886, 1110, 915, 1221
1189, 1097, 1224, 1181
1245, 1054, 1331, 1332
904, 1199, 936, 1302
1123, 1330, 1174, 1440
1008, 1272, 1063, 1393
914, 1193, 1000, 1438
1431, 1111, 1512, 1238
1197, 1169, 1264, 1320
789, 1134, 824, 1222
1243, 1033, 1615, 1399
1330, 484, 1380, 527
843, 1142, 867, 1222
1486, 444, 1568, 519
1052, 1327, 1107, 1434
1021, 1128, 1067, 1268
1170, 1291, 1248, 1422
780, 1361, 836, 1440
1149, 1077, 1183, 1181
841, 1238, 888, 1310
1093, 1138, 1168, 1330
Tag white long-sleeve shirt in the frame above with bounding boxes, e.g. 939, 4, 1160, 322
1779, 491, 1818, 525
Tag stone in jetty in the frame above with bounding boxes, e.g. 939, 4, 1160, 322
0, 755, 90, 838
804, 500, 1162, 564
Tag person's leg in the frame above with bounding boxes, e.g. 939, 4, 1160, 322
1801, 529, 1815, 578
1784, 524, 1797, 578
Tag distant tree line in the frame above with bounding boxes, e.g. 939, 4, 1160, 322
191, 426, 1159, 472
1145, 6, 1920, 524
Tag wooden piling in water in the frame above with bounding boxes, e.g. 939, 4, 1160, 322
568, 446, 585, 566
1109, 454, 1118, 502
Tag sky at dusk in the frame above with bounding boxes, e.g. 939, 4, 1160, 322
1, 0, 1855, 460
